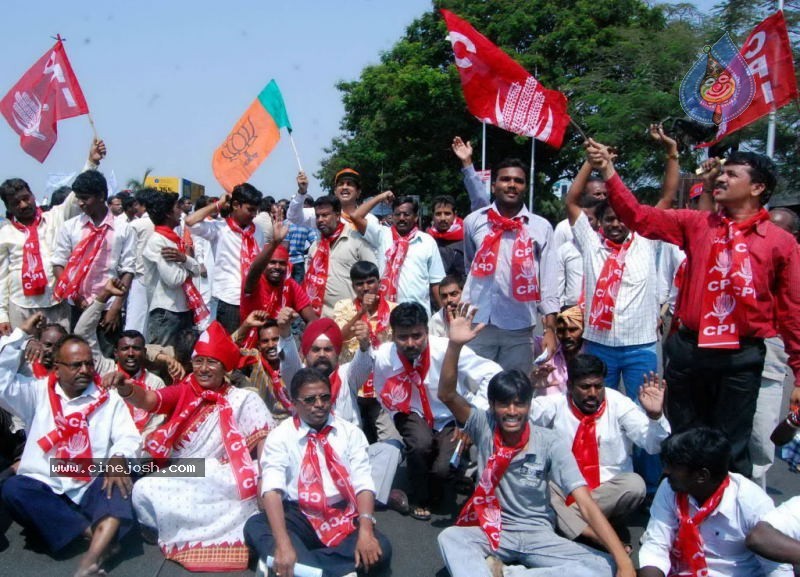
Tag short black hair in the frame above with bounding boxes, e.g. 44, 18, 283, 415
144, 190, 179, 226
72, 170, 108, 201
0, 178, 31, 206
661, 427, 731, 480
725, 150, 778, 205
115, 330, 145, 348
431, 195, 457, 211
594, 199, 617, 223
175, 328, 199, 366
41, 323, 68, 339
579, 195, 603, 211
290, 367, 331, 399
51, 186, 72, 208
259, 197, 275, 213
493, 158, 528, 181
314, 194, 342, 214
439, 274, 464, 290
567, 354, 607, 384
349, 260, 380, 282
392, 195, 419, 214
194, 195, 211, 211
230, 183, 263, 207
389, 302, 428, 330
770, 207, 800, 235
257, 318, 280, 339
488, 370, 533, 405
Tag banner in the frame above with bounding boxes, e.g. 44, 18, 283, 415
441, 9, 570, 148
1, 38, 89, 162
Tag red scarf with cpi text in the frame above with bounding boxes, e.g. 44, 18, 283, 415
304, 223, 344, 315
698, 210, 766, 349
456, 423, 530, 550
53, 219, 111, 302
117, 364, 151, 432
379, 347, 434, 427
260, 355, 292, 412
669, 475, 731, 577
379, 227, 417, 303
11, 210, 48, 296
588, 234, 634, 331
354, 296, 391, 398
470, 209, 539, 302
427, 217, 464, 243
37, 372, 108, 481
144, 375, 259, 500
226, 217, 259, 283
154, 226, 210, 326
295, 417, 359, 547
565, 397, 607, 506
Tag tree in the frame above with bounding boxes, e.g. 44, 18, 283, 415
125, 168, 153, 192
318, 0, 711, 223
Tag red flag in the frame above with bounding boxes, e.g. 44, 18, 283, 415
441, 9, 570, 148
698, 11, 798, 148
1, 39, 89, 162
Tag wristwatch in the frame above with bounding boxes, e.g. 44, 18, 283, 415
359, 513, 377, 526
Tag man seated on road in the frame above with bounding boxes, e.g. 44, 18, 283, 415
530, 305, 585, 396
436, 304, 634, 577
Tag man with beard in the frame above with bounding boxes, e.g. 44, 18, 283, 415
428, 195, 466, 279
530, 306, 585, 396
0, 313, 140, 577
350, 193, 445, 316
372, 302, 501, 521
428, 275, 463, 338
532, 354, 670, 548
436, 305, 634, 577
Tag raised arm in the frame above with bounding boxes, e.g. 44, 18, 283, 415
286, 171, 316, 229
452, 136, 489, 211
350, 190, 394, 236
102, 371, 159, 412
565, 161, 593, 225
185, 193, 229, 227
244, 214, 288, 294
438, 303, 484, 425
649, 124, 680, 210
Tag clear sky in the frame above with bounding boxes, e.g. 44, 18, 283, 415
0, 0, 720, 203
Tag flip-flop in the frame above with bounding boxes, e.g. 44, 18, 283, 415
410, 506, 431, 521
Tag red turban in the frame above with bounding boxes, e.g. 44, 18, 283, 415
193, 321, 241, 372
301, 318, 343, 357
272, 244, 290, 260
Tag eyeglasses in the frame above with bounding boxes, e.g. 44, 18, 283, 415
191, 357, 223, 369
295, 393, 332, 406
56, 360, 94, 371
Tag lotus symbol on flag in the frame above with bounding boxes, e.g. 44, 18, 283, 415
221, 117, 257, 163
710, 250, 732, 276
732, 259, 752, 284
705, 293, 736, 322
11, 91, 48, 141
65, 431, 89, 457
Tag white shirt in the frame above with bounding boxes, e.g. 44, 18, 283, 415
0, 193, 81, 322
362, 220, 445, 316
639, 473, 792, 577
463, 203, 559, 329
372, 335, 498, 431
0, 328, 141, 503
553, 218, 573, 250
190, 218, 266, 305
192, 231, 214, 304
557, 241, 583, 308
531, 388, 670, 483
428, 308, 448, 338
51, 209, 137, 306
142, 231, 201, 313
761, 496, 800, 540
657, 241, 685, 315
260, 415, 375, 502
128, 213, 154, 278
572, 212, 659, 347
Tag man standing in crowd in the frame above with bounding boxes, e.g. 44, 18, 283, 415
123, 188, 155, 335
428, 275, 463, 338
428, 194, 466, 279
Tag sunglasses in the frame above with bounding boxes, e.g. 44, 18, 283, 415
295, 393, 332, 406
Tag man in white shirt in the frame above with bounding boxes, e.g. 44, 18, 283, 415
428, 275, 463, 338
557, 197, 601, 309
639, 427, 792, 577
0, 314, 140, 577
747, 496, 800, 564
244, 367, 392, 577
142, 191, 205, 347
372, 302, 501, 520
185, 183, 268, 334
0, 139, 106, 334
350, 192, 446, 316
531, 353, 670, 545
553, 170, 607, 250
122, 189, 156, 335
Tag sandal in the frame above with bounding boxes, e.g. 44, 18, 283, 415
410, 506, 431, 521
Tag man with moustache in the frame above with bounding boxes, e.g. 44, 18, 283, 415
428, 195, 466, 279
436, 305, 635, 577
530, 306, 585, 396
0, 313, 140, 577
587, 141, 800, 478
428, 275, 463, 338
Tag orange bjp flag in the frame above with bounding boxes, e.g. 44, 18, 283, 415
212, 79, 292, 192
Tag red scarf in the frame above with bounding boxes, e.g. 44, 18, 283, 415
698, 210, 767, 349
260, 355, 293, 412
117, 364, 151, 433
144, 375, 259, 500
53, 219, 111, 302
226, 217, 259, 281
31, 360, 50, 378
37, 372, 108, 481
295, 417, 359, 547
354, 297, 391, 398
428, 217, 464, 243
11, 210, 48, 296
304, 223, 344, 315
154, 226, 211, 326
456, 423, 530, 550
379, 227, 417, 303
588, 234, 635, 331
669, 475, 731, 577
470, 209, 539, 302
566, 397, 607, 506
379, 347, 434, 427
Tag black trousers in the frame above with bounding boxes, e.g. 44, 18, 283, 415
244, 502, 392, 577
214, 299, 241, 335
393, 412, 457, 507
663, 329, 766, 477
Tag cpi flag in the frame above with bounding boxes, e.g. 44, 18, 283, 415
441, 9, 570, 148
1, 39, 89, 163
698, 11, 799, 148
212, 80, 293, 193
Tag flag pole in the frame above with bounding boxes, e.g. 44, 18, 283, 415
529, 138, 535, 211
86, 113, 99, 142
288, 132, 303, 172
766, 0, 785, 160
